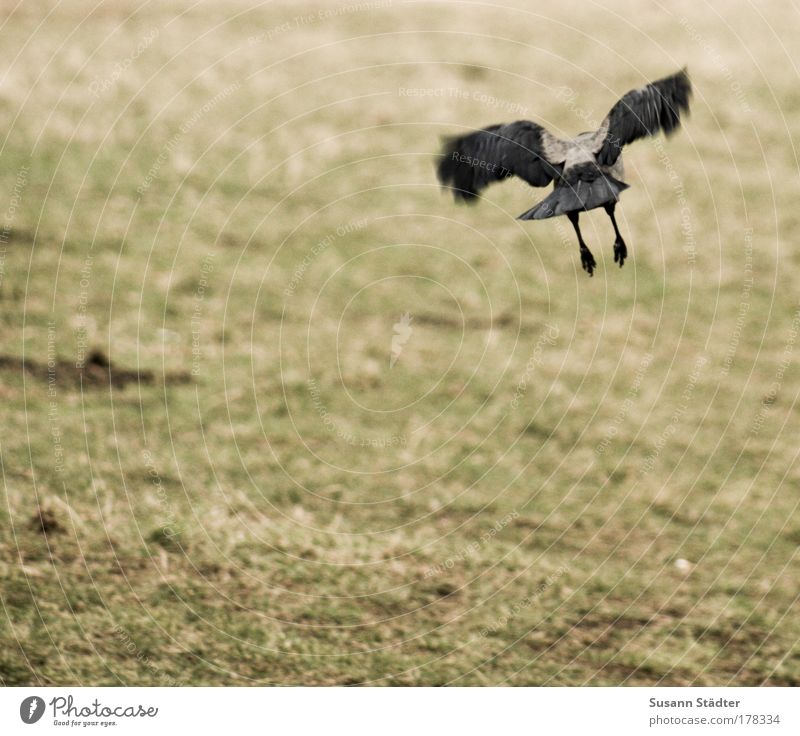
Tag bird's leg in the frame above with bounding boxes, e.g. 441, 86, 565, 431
604, 203, 627, 268
568, 211, 596, 277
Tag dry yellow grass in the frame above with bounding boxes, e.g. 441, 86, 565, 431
0, 0, 798, 685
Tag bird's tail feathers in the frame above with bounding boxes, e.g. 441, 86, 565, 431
518, 172, 629, 220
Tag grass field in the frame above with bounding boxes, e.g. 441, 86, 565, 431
1, 0, 798, 685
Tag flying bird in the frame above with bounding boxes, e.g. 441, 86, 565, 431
437, 69, 692, 276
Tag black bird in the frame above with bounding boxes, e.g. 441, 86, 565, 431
437, 69, 692, 276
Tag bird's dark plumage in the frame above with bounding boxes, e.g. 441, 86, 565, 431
436, 69, 692, 275
437, 120, 563, 201
596, 68, 692, 166
518, 163, 629, 220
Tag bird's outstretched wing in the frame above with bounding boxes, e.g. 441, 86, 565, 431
594, 69, 692, 166
437, 120, 566, 202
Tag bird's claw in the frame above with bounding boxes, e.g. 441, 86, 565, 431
580, 246, 596, 277
613, 238, 627, 268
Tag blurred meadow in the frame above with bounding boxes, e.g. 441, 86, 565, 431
0, 0, 798, 684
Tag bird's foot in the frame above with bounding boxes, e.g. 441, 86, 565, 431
613, 237, 627, 268
580, 245, 596, 277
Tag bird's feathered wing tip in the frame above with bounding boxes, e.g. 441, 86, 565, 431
652, 67, 692, 138
436, 133, 483, 202
595, 68, 692, 165
436, 121, 563, 203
